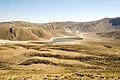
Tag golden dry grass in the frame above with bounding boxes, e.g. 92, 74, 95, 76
0, 40, 120, 80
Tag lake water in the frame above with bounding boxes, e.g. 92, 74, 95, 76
45, 37, 83, 44
29, 37, 83, 44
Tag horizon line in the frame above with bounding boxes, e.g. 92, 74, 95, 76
0, 16, 119, 23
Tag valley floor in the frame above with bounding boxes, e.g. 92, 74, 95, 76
0, 34, 120, 80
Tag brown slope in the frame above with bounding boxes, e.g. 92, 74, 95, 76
97, 30, 120, 39
0, 21, 74, 41
0, 17, 120, 41
0, 21, 53, 40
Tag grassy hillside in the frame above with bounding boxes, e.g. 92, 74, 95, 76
0, 40, 120, 80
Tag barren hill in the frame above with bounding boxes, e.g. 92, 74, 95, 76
0, 21, 75, 41
0, 17, 120, 41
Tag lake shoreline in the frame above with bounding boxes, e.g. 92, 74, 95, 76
0, 36, 82, 44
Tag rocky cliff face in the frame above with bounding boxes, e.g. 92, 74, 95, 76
0, 17, 120, 41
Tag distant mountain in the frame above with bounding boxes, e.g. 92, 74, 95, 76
0, 17, 120, 41
42, 17, 120, 33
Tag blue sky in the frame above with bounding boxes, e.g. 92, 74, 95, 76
0, 0, 120, 23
